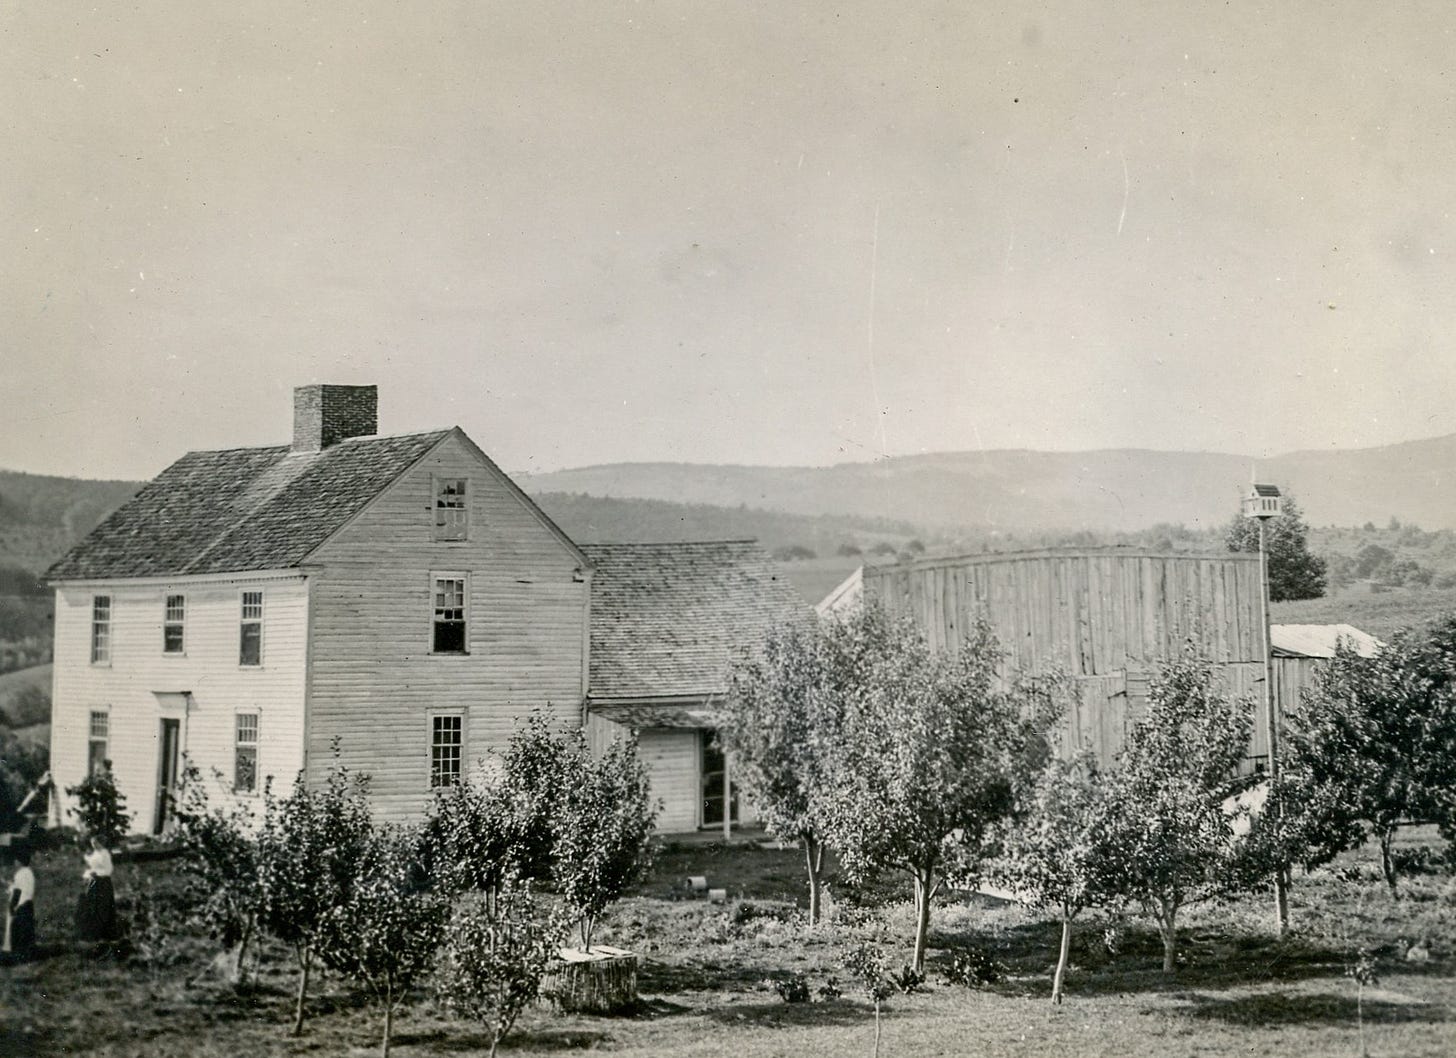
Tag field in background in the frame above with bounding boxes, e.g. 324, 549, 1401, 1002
1, 832, 1452, 1057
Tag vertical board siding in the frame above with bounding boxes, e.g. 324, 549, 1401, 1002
637, 728, 700, 833
864, 550, 1268, 767
304, 435, 588, 824
50, 577, 309, 834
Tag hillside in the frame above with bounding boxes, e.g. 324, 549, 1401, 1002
0, 469, 141, 574
519, 433, 1456, 534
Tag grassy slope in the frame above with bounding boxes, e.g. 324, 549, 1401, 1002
2, 836, 1452, 1057
1271, 587, 1456, 640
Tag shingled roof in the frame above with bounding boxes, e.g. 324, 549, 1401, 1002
47, 430, 449, 580
582, 540, 810, 702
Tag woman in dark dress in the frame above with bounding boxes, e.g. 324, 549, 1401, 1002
6, 845, 37, 961
75, 835, 117, 945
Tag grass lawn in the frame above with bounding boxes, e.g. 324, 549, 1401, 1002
2, 834, 1453, 1057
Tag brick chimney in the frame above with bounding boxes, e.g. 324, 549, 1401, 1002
292, 384, 378, 453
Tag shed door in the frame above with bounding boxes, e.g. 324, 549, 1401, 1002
637, 728, 700, 833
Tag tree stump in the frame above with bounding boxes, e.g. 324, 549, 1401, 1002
543, 946, 639, 1014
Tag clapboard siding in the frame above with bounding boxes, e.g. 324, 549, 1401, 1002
864, 549, 1268, 767
50, 575, 309, 834
304, 434, 588, 823
637, 728, 700, 833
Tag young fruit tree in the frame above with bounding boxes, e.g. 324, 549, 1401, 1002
318, 825, 450, 1058
719, 613, 850, 927
1283, 619, 1456, 892
553, 733, 657, 951
171, 766, 264, 983
1103, 653, 1262, 973
419, 775, 520, 906
992, 754, 1120, 1003
65, 765, 131, 848
256, 763, 374, 1036
817, 610, 1062, 974
436, 875, 565, 1058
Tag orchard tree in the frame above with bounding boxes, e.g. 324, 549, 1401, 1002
257, 762, 374, 1035
554, 734, 657, 950
1104, 653, 1260, 973
1284, 618, 1456, 892
419, 777, 520, 906
1223, 491, 1326, 600
171, 766, 263, 983
66, 764, 131, 847
818, 612, 1062, 974
436, 876, 565, 1058
719, 613, 859, 927
318, 826, 449, 1058
993, 755, 1120, 1003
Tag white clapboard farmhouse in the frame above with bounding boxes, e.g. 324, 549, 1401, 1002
47, 385, 806, 835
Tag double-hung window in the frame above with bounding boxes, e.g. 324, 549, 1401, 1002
163, 594, 186, 654
431, 574, 468, 654
234, 713, 259, 793
434, 478, 468, 541
430, 714, 463, 788
90, 596, 111, 664
88, 710, 109, 776
240, 591, 263, 666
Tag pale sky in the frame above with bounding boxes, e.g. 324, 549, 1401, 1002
5, 1, 1456, 481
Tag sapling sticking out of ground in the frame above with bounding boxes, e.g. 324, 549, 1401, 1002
843, 943, 895, 1058
1346, 946, 1379, 1058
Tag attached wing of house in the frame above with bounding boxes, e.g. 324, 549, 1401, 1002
581, 540, 810, 834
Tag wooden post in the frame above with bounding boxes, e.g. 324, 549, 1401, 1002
1259, 520, 1290, 936
722, 748, 732, 842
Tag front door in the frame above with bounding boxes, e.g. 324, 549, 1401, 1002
154, 718, 181, 834
701, 733, 739, 829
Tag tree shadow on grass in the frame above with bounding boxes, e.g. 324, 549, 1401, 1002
1175, 990, 1445, 1028
701, 998, 873, 1030
935, 918, 1376, 999
639, 955, 781, 994
396, 1027, 615, 1052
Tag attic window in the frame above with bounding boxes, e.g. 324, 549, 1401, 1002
434, 478, 468, 541
163, 595, 186, 654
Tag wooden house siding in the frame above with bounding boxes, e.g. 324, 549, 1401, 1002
303, 434, 588, 823
863, 549, 1268, 767
49, 575, 309, 834
637, 728, 701, 833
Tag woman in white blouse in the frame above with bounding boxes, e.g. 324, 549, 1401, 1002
75, 835, 117, 946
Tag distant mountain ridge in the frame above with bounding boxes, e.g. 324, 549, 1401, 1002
518, 433, 1456, 533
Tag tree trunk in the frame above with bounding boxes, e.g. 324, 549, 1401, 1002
1379, 825, 1398, 894
911, 867, 934, 975
1159, 903, 1178, 975
805, 837, 823, 927
381, 979, 393, 1058
1051, 912, 1073, 1004
291, 949, 311, 1036
232, 917, 253, 987
871, 998, 882, 1058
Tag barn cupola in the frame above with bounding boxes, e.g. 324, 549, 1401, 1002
292, 384, 378, 453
